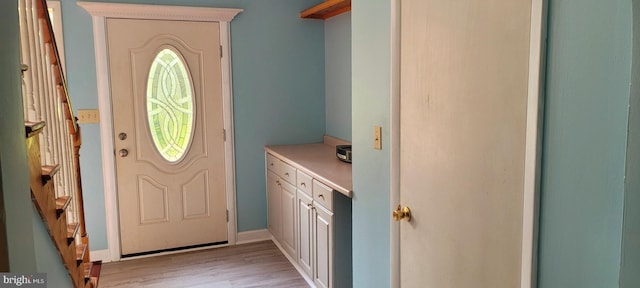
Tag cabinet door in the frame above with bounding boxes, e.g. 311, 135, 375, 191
297, 191, 314, 278
314, 204, 333, 288
267, 170, 281, 240
280, 180, 297, 258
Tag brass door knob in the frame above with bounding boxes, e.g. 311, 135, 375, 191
393, 205, 411, 222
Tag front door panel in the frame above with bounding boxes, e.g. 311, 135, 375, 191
107, 18, 227, 255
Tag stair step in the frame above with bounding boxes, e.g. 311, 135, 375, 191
85, 261, 101, 287
55, 196, 72, 218
25, 121, 46, 138
90, 261, 101, 278
76, 243, 88, 265
41, 164, 60, 185
67, 222, 79, 245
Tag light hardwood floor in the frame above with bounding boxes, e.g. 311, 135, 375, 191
99, 240, 309, 288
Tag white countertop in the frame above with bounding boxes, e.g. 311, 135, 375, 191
264, 137, 352, 197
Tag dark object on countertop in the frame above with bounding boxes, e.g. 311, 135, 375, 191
336, 145, 352, 163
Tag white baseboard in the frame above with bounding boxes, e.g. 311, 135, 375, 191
90, 249, 111, 263
236, 229, 271, 244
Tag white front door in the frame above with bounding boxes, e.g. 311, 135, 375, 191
107, 18, 227, 256
399, 0, 537, 286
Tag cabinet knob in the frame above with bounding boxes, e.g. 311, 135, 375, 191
301, 182, 306, 187
307, 203, 313, 208
285, 172, 290, 177
318, 194, 325, 200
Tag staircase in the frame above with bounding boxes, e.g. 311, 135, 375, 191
26, 122, 100, 288
19, 0, 101, 287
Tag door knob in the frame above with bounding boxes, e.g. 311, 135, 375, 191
392, 205, 412, 222
119, 149, 129, 157
118, 132, 127, 140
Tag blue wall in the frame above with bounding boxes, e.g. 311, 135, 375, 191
0, 2, 73, 286
351, 0, 392, 287
538, 0, 632, 287
61, 0, 326, 250
325, 12, 352, 142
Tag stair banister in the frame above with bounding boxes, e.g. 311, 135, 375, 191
18, 0, 99, 286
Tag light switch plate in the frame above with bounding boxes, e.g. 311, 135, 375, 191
77, 109, 99, 124
374, 126, 382, 150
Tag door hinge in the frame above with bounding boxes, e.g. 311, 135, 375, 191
223, 129, 226, 141
220, 45, 223, 58
226, 210, 229, 222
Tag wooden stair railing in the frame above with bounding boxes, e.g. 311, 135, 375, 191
19, 0, 101, 287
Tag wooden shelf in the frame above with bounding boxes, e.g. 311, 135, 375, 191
300, 0, 351, 20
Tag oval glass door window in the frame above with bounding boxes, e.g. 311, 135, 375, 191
146, 48, 195, 162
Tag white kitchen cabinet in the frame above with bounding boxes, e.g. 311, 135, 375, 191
297, 190, 314, 278
314, 203, 333, 288
265, 148, 352, 288
280, 179, 297, 258
297, 175, 336, 288
267, 155, 298, 259
266, 170, 281, 240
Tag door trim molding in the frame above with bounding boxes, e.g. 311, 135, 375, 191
79, 2, 242, 262
521, 1, 547, 287
389, 1, 547, 287
389, 0, 401, 287
77, 2, 242, 22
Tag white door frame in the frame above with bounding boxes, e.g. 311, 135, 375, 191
388, 0, 548, 287
79, 2, 243, 262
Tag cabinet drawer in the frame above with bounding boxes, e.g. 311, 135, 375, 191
296, 170, 313, 197
279, 161, 297, 185
266, 154, 278, 172
313, 179, 333, 211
